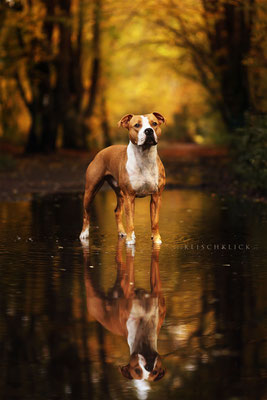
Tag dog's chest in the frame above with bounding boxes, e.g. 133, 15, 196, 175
126, 299, 159, 353
126, 144, 159, 196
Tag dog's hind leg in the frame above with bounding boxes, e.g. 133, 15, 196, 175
106, 176, 126, 237
114, 193, 126, 237
80, 160, 105, 240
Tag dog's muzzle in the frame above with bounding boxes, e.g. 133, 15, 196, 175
144, 354, 158, 372
144, 128, 157, 145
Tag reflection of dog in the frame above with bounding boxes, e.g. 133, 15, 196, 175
83, 241, 166, 381
80, 112, 166, 245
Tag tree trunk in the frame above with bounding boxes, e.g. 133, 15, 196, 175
39, 0, 58, 152
81, 0, 102, 147
84, 0, 101, 119
100, 91, 112, 147
22, 0, 59, 153
56, 0, 87, 149
25, 109, 39, 153
202, 0, 255, 129
56, 0, 75, 148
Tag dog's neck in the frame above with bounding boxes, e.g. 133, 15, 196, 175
126, 141, 158, 179
127, 141, 158, 162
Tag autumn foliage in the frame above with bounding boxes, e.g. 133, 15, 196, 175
0, 0, 266, 159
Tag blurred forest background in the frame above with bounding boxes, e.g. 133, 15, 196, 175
0, 0, 266, 193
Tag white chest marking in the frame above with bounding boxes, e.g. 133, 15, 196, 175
138, 355, 151, 380
126, 141, 159, 195
126, 299, 159, 355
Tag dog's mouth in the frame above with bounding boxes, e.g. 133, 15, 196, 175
144, 136, 157, 146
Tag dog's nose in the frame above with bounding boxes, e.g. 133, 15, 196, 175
144, 356, 157, 372
144, 128, 154, 136
145, 361, 154, 372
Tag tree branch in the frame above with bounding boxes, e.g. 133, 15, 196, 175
14, 71, 32, 112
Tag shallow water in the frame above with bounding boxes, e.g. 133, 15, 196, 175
0, 189, 267, 400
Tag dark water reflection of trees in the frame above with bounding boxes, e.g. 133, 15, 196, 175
0, 191, 266, 399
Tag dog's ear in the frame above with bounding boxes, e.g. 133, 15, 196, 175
118, 114, 133, 129
153, 112, 166, 125
153, 368, 166, 381
119, 365, 133, 380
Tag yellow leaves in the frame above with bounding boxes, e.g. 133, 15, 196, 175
1, 0, 265, 148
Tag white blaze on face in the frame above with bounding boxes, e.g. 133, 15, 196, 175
138, 354, 158, 381
137, 116, 157, 145
138, 355, 150, 380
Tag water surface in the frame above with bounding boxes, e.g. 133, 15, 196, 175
0, 189, 267, 399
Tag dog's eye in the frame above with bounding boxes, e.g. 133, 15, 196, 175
135, 368, 142, 375
152, 370, 158, 375
134, 123, 140, 128
152, 122, 157, 126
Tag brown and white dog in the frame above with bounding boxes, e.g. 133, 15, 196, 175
80, 112, 166, 245
83, 240, 166, 381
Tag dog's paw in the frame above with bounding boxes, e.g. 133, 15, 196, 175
126, 232, 136, 245
79, 227, 89, 240
126, 240, 135, 246
151, 234, 162, 245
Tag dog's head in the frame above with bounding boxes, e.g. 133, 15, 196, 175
118, 112, 166, 147
120, 353, 166, 382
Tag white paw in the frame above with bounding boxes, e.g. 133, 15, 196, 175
79, 227, 89, 240
126, 240, 135, 245
151, 235, 162, 245
126, 232, 136, 245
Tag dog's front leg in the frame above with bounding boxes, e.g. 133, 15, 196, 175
120, 246, 135, 298
150, 193, 162, 244
150, 247, 161, 295
124, 194, 136, 245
